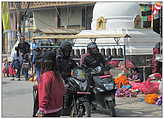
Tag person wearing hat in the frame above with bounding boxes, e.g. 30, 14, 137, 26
36, 51, 65, 117
56, 40, 77, 116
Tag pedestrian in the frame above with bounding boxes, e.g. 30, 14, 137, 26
2, 58, 9, 77
11, 47, 23, 80
34, 48, 42, 81
30, 39, 38, 73
18, 36, 30, 58
8, 61, 16, 80
22, 53, 31, 81
36, 51, 65, 117
56, 40, 77, 116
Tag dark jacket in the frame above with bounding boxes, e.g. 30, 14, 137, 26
56, 54, 77, 80
18, 41, 30, 54
81, 52, 106, 69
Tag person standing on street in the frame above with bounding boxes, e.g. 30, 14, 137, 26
36, 51, 65, 117
18, 36, 30, 58
22, 53, 31, 81
11, 47, 23, 80
17, 36, 31, 78
30, 39, 38, 73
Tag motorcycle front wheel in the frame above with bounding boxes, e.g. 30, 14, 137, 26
70, 101, 91, 117
106, 100, 116, 117
83, 102, 91, 117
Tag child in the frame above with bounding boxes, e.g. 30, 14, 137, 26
8, 62, 16, 80
2, 58, 9, 77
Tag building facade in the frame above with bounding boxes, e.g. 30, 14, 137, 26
2, 2, 95, 54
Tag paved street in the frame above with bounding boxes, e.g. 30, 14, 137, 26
2, 77, 162, 117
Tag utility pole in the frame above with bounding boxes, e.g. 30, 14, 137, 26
15, 2, 30, 40
22, 2, 30, 36
15, 2, 22, 40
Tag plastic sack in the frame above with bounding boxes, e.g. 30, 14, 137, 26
129, 81, 144, 90
144, 94, 159, 104
115, 88, 138, 97
140, 78, 160, 94
156, 96, 162, 105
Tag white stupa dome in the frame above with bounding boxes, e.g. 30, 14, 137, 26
74, 2, 161, 56
91, 2, 140, 30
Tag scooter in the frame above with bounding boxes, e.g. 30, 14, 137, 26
67, 67, 91, 117
90, 66, 116, 117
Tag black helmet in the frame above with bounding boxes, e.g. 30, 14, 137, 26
87, 42, 99, 55
87, 42, 97, 49
60, 41, 72, 50
60, 41, 73, 58
39, 51, 56, 63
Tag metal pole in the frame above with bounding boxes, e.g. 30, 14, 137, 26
124, 45, 126, 69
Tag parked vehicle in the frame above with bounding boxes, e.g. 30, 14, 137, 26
67, 67, 91, 117
89, 66, 116, 117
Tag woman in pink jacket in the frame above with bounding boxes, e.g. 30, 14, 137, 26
36, 51, 65, 117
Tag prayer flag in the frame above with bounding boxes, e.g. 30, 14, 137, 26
2, 2, 11, 30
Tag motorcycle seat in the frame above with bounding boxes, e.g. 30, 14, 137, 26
99, 75, 111, 79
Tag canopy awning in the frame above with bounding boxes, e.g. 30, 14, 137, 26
32, 34, 130, 40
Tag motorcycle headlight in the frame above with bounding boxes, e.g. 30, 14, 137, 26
104, 83, 114, 91
79, 80, 88, 91
96, 87, 104, 92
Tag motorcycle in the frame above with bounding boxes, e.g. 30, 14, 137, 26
67, 67, 91, 117
89, 66, 116, 117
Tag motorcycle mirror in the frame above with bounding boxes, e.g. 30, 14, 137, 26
106, 56, 113, 61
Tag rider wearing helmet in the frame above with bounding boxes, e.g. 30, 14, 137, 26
56, 40, 77, 80
81, 42, 106, 69
80, 42, 106, 108
56, 40, 77, 116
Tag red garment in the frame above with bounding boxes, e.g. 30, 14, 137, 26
153, 48, 160, 54
106, 60, 120, 67
38, 71, 65, 114
8, 64, 16, 75
2, 63, 6, 73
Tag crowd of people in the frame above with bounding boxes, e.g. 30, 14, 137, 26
3, 37, 147, 117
